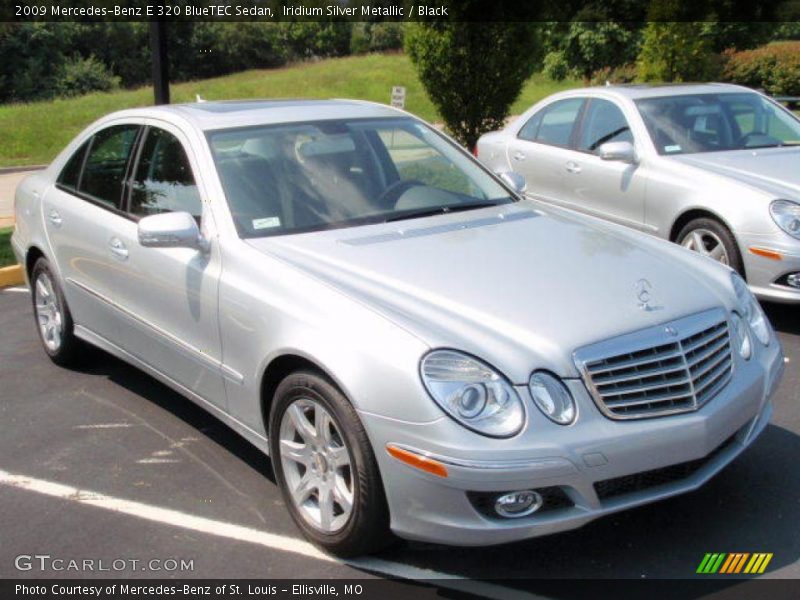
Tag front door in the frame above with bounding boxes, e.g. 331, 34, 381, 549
111, 123, 226, 409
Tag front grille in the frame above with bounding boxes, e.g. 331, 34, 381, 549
594, 433, 737, 501
575, 309, 733, 420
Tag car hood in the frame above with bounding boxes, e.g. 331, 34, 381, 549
247, 204, 731, 383
671, 146, 800, 199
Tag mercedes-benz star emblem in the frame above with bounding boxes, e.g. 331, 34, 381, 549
636, 279, 653, 310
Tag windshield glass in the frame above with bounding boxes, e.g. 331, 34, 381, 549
635, 92, 800, 155
207, 117, 514, 237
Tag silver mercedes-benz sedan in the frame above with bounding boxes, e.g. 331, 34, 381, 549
477, 83, 800, 303
12, 100, 784, 556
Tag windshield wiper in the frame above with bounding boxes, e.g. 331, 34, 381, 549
384, 201, 505, 223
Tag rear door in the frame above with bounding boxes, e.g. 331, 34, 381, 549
111, 122, 226, 409
506, 97, 585, 204
43, 123, 141, 345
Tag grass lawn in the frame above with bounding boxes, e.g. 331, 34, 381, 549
0, 53, 581, 167
0, 227, 15, 267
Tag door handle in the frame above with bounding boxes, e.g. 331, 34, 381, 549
512, 151, 526, 161
47, 209, 63, 228
109, 237, 128, 260
565, 161, 582, 174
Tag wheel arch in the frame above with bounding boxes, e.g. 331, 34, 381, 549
669, 208, 746, 278
259, 353, 348, 434
25, 245, 47, 282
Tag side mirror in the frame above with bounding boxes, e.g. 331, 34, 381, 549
498, 171, 527, 195
137, 212, 209, 253
598, 141, 637, 164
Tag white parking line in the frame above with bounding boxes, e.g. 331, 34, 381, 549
74, 423, 134, 429
0, 469, 541, 600
2, 286, 27, 293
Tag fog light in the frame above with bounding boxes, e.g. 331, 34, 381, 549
787, 273, 800, 289
494, 490, 542, 518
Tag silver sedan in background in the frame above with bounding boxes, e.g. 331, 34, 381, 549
478, 83, 800, 303
12, 100, 784, 556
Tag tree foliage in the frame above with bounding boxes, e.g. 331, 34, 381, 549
637, 22, 718, 82
405, 22, 541, 149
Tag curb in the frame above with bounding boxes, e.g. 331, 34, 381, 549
0, 165, 46, 175
0, 264, 24, 288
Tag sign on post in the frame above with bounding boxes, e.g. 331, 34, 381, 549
391, 86, 406, 109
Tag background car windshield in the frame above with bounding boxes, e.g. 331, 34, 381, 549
207, 118, 514, 237
636, 93, 800, 155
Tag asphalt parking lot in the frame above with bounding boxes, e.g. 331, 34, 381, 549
0, 286, 798, 585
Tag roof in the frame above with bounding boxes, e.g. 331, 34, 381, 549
576, 82, 752, 100
109, 99, 405, 131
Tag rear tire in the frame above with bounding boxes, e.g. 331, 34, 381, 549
676, 217, 744, 276
269, 370, 393, 557
30, 258, 83, 367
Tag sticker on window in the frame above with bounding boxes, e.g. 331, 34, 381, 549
252, 217, 281, 230
664, 145, 682, 153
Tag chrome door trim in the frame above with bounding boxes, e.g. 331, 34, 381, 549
66, 276, 244, 385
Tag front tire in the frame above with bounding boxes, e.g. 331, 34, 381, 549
269, 370, 392, 557
677, 217, 744, 276
30, 258, 84, 367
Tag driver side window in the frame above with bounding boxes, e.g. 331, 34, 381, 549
578, 99, 633, 153
129, 127, 202, 223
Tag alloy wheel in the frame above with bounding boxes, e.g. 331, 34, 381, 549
681, 228, 730, 265
34, 273, 63, 352
278, 398, 355, 533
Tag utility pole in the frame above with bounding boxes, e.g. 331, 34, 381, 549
149, 22, 170, 105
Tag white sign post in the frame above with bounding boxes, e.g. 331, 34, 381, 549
390, 86, 406, 109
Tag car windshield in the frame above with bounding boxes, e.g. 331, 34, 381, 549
207, 117, 515, 237
635, 92, 800, 155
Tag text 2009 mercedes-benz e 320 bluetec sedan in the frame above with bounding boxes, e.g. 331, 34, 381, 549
12, 100, 785, 556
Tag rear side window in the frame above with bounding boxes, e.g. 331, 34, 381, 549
79, 125, 140, 208
57, 141, 90, 191
129, 127, 202, 222
535, 98, 584, 147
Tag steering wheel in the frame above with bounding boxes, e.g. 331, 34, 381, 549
735, 131, 771, 147
377, 179, 425, 208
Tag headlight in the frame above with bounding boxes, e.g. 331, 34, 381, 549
731, 312, 752, 360
731, 272, 770, 346
420, 350, 525, 438
528, 371, 576, 425
770, 200, 800, 240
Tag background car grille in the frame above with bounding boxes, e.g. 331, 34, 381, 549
578, 314, 733, 419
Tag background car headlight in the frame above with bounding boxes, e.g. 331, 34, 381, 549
731, 272, 770, 346
731, 311, 752, 360
421, 350, 525, 438
528, 371, 576, 425
770, 200, 800, 240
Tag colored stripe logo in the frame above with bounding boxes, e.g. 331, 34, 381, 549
697, 553, 773, 574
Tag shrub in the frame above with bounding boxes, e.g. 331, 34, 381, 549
721, 42, 800, 96
405, 22, 541, 150
55, 56, 119, 97
350, 22, 404, 54
590, 64, 639, 86
637, 22, 718, 82
542, 50, 570, 81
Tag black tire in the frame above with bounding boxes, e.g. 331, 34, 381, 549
30, 258, 84, 367
269, 370, 393, 557
676, 217, 744, 276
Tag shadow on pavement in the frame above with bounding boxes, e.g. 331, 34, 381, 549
763, 302, 798, 336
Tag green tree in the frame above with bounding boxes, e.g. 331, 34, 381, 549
637, 22, 717, 82
405, 22, 541, 149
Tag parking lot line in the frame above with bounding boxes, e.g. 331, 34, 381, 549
0, 468, 541, 600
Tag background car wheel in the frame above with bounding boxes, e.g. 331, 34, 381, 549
677, 217, 744, 276
269, 370, 393, 557
30, 258, 84, 366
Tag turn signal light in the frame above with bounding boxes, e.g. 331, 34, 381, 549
386, 444, 448, 478
749, 247, 783, 261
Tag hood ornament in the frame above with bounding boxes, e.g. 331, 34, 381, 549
635, 279, 662, 312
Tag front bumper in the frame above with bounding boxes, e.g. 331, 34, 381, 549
738, 231, 800, 303
361, 335, 784, 546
